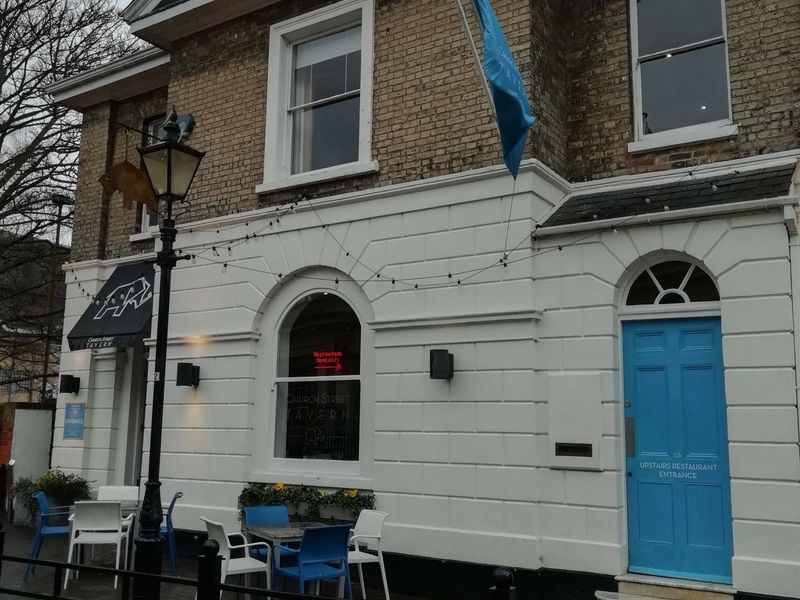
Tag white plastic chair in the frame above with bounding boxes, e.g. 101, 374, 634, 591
64, 501, 125, 590
348, 510, 390, 600
201, 517, 272, 593
96, 486, 138, 553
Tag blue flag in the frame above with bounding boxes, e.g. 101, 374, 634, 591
472, 0, 536, 178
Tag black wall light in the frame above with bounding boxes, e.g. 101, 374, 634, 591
176, 362, 200, 387
59, 374, 80, 394
430, 349, 454, 380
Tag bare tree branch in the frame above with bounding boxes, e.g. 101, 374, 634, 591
1, 0, 139, 401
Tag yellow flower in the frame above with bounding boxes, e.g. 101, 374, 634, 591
345, 489, 358, 498
273, 482, 285, 491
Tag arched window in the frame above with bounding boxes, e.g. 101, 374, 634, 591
274, 293, 361, 461
626, 260, 719, 306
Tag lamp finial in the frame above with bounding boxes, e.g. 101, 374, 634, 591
163, 107, 180, 142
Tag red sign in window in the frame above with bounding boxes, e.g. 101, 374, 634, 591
314, 351, 343, 374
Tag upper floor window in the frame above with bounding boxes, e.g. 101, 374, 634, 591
630, 0, 734, 151
260, 0, 377, 192
291, 27, 361, 173
138, 115, 164, 234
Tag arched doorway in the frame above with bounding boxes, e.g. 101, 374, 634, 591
621, 260, 732, 583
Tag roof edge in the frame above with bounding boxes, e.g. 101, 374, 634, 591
536, 195, 799, 238
46, 47, 170, 111
120, 0, 160, 22
569, 149, 800, 199
46, 47, 168, 97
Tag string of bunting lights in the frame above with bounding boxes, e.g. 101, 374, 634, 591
75, 124, 735, 303
172, 146, 733, 293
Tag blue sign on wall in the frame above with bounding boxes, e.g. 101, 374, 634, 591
63, 403, 86, 440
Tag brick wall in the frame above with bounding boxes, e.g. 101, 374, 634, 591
71, 89, 168, 262
565, 0, 800, 181
72, 104, 112, 263
529, 0, 568, 174
166, 0, 547, 210
105, 89, 170, 260
71, 0, 799, 260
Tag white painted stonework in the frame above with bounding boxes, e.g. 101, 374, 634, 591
53, 155, 800, 598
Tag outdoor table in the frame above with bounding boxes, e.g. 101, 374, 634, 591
244, 522, 326, 545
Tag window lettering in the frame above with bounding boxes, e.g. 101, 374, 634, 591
275, 293, 361, 461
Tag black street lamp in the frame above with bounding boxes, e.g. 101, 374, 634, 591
134, 108, 204, 600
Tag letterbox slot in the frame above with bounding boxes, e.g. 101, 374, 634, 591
555, 442, 593, 457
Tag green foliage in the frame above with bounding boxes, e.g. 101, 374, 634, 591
9, 477, 37, 521
238, 482, 375, 521
11, 469, 93, 519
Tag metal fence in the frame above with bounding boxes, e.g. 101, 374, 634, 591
0, 529, 338, 600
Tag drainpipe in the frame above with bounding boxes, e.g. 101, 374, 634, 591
785, 160, 800, 467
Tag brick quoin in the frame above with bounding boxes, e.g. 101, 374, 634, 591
70, 0, 800, 261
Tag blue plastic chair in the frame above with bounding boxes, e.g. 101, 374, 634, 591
160, 491, 183, 575
242, 505, 289, 561
273, 524, 353, 597
25, 492, 70, 580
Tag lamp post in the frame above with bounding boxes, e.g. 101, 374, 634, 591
41, 194, 74, 403
134, 108, 204, 600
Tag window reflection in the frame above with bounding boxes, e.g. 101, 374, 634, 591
635, 0, 730, 135
290, 26, 361, 174
640, 44, 729, 133
626, 262, 719, 306
636, 0, 723, 56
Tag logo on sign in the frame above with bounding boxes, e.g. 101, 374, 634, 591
314, 351, 343, 374
93, 277, 152, 320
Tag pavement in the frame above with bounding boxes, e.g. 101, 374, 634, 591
0, 523, 400, 600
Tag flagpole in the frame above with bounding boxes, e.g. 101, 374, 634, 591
453, 0, 500, 131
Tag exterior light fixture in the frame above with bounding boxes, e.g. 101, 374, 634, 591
59, 374, 80, 394
138, 113, 204, 202
176, 362, 200, 387
430, 349, 454, 380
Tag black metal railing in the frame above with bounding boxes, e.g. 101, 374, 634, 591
0, 529, 338, 600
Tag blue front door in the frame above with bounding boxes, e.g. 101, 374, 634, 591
623, 317, 732, 583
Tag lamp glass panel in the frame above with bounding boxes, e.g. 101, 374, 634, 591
141, 148, 169, 196
170, 148, 203, 199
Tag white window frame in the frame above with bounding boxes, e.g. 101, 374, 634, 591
257, 0, 378, 193
619, 259, 721, 319
273, 295, 362, 468
249, 273, 375, 489
628, 0, 737, 154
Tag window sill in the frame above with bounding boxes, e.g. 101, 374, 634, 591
129, 229, 158, 243
256, 160, 379, 194
628, 123, 738, 155
248, 469, 373, 490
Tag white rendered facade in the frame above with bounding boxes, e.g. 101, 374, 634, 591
54, 153, 800, 598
